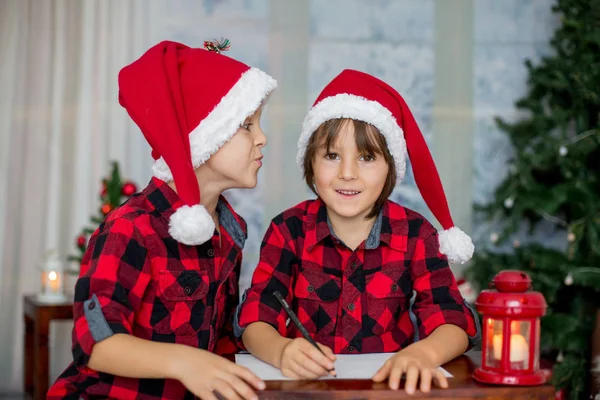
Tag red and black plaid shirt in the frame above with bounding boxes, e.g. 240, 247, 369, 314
236, 198, 479, 354
48, 177, 246, 400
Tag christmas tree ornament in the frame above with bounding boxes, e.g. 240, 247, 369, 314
504, 197, 514, 209
473, 271, 550, 385
564, 273, 573, 286
559, 146, 568, 156
457, 278, 478, 303
556, 350, 564, 363
490, 232, 499, 243
567, 232, 576, 242
121, 182, 137, 197
101, 204, 113, 215
76, 235, 86, 248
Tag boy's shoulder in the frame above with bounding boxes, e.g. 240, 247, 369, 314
269, 199, 317, 229
94, 190, 156, 237
385, 199, 437, 238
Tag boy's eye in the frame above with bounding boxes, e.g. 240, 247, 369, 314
361, 154, 376, 162
325, 152, 339, 160
241, 123, 252, 130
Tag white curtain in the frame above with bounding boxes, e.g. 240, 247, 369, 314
0, 0, 152, 391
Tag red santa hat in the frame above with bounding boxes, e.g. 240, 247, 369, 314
296, 69, 474, 264
118, 40, 277, 245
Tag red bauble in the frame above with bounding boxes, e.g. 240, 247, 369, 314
122, 182, 137, 197
101, 203, 113, 215
76, 235, 86, 248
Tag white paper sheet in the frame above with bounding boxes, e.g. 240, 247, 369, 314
235, 353, 453, 380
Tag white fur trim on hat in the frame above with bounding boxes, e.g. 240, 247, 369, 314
438, 227, 474, 265
296, 94, 407, 181
169, 204, 215, 246
153, 67, 277, 181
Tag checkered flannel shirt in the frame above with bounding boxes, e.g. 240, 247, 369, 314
48, 177, 246, 400
236, 199, 479, 354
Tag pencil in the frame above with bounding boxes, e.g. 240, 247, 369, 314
273, 290, 336, 377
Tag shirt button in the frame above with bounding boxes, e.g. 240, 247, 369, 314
307, 285, 315, 293
207, 249, 215, 257
391, 283, 398, 292
350, 262, 357, 269
347, 303, 355, 311
87, 301, 96, 310
184, 286, 192, 295
348, 346, 356, 352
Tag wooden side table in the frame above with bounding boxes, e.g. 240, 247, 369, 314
23, 294, 73, 400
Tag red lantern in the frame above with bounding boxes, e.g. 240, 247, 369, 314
473, 270, 551, 386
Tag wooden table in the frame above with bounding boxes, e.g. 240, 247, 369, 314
256, 352, 556, 399
23, 294, 73, 400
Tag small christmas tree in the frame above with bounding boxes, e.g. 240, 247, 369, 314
464, 1, 600, 398
68, 161, 137, 270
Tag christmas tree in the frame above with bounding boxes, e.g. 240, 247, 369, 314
464, 0, 600, 399
68, 161, 137, 269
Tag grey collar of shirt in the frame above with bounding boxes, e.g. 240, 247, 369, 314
326, 209, 383, 250
216, 199, 246, 249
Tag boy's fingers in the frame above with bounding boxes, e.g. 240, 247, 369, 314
290, 357, 320, 379
296, 352, 330, 376
301, 343, 334, 371
317, 343, 337, 361
404, 364, 420, 395
419, 368, 432, 393
372, 359, 392, 382
232, 365, 265, 390
228, 375, 259, 400
199, 390, 219, 400
388, 363, 405, 390
434, 368, 449, 388
212, 379, 243, 400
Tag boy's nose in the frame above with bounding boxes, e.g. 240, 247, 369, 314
338, 159, 357, 181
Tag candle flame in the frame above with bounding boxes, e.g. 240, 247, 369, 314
49, 271, 57, 281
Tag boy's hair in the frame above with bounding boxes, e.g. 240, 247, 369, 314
302, 118, 397, 219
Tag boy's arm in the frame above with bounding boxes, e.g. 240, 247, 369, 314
241, 322, 292, 368
397, 324, 469, 367
88, 333, 197, 379
408, 222, 481, 356
72, 218, 153, 369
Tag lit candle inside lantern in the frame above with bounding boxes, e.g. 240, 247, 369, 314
48, 271, 60, 293
493, 333, 529, 362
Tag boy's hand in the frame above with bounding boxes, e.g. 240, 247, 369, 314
371, 347, 448, 394
174, 348, 265, 400
278, 338, 337, 379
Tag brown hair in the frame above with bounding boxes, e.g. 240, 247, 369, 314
303, 118, 396, 219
